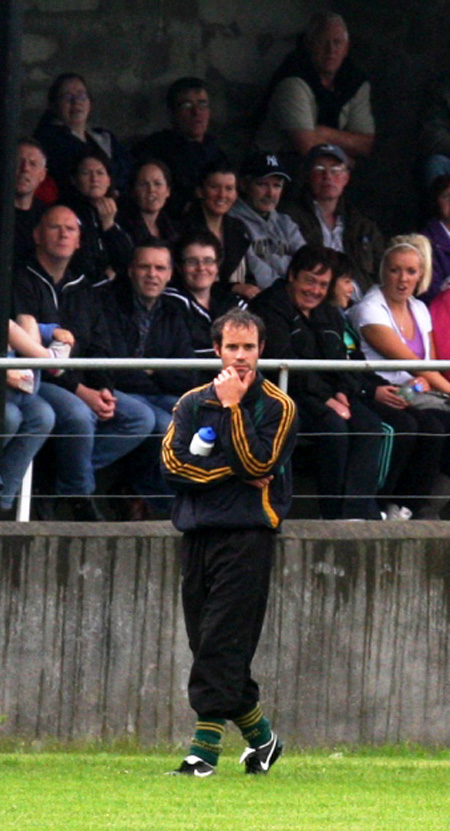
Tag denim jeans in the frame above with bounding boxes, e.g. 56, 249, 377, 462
128, 392, 178, 434
39, 383, 154, 495
1, 389, 55, 509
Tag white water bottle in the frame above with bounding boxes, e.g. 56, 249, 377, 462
189, 427, 216, 456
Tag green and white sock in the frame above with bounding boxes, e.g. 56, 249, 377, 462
189, 718, 226, 766
233, 703, 272, 748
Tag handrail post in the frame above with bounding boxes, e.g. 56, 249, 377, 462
278, 364, 289, 393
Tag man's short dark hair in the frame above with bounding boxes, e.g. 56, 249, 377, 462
130, 240, 174, 269
198, 161, 237, 187
288, 245, 334, 278
166, 77, 208, 111
17, 137, 47, 163
211, 309, 266, 348
175, 230, 223, 268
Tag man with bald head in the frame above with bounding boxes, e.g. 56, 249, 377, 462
257, 12, 375, 168
13, 205, 155, 520
14, 139, 48, 265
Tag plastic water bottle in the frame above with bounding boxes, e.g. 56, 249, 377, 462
396, 381, 422, 404
189, 427, 216, 456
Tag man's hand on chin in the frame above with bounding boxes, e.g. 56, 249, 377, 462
214, 366, 255, 407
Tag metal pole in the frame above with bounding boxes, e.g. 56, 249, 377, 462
0, 1, 24, 440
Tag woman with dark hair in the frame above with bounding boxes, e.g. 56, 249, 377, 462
164, 231, 245, 376
180, 163, 255, 296
118, 159, 178, 245
420, 174, 450, 304
34, 72, 130, 195
66, 149, 133, 286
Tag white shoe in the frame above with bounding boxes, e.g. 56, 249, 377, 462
386, 503, 412, 521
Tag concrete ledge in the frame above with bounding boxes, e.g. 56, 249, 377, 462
0, 521, 449, 746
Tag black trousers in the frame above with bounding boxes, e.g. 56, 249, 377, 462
366, 402, 446, 506
299, 398, 383, 519
181, 527, 274, 721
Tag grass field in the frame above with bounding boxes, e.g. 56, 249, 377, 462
0, 745, 448, 831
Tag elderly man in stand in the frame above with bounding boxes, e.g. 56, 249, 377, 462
257, 12, 375, 170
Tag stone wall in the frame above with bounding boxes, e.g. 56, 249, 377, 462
20, 1, 450, 232
0, 520, 449, 747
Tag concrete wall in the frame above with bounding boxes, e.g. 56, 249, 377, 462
20, 1, 450, 232
0, 520, 448, 747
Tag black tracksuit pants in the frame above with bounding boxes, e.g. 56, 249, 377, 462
181, 527, 274, 721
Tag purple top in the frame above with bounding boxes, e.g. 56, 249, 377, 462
404, 313, 425, 358
420, 217, 450, 304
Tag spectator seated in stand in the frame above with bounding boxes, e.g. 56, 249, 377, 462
13, 205, 156, 522
430, 284, 450, 382
256, 12, 375, 173
65, 149, 133, 286
117, 159, 178, 246
229, 151, 305, 291
14, 139, 48, 266
101, 240, 198, 519
34, 72, 130, 197
348, 233, 450, 519
328, 251, 444, 520
250, 244, 385, 520
420, 174, 450, 304
180, 162, 255, 299
164, 231, 246, 381
101, 240, 196, 433
0, 320, 64, 519
132, 77, 227, 218
283, 143, 384, 297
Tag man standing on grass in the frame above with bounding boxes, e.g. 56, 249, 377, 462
162, 308, 297, 776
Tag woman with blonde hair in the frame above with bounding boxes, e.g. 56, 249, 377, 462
349, 233, 450, 393
349, 233, 450, 517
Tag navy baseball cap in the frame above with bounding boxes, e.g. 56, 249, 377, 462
240, 152, 291, 181
304, 143, 350, 168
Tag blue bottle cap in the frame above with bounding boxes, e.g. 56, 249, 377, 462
198, 427, 216, 443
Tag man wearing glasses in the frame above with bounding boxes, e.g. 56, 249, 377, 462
132, 77, 227, 218
285, 143, 384, 296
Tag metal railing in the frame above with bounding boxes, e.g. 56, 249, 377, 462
3, 355, 450, 521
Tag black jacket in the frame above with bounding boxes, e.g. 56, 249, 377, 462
250, 278, 384, 416
13, 258, 114, 392
163, 281, 246, 360
101, 278, 196, 396
66, 193, 133, 286
161, 373, 298, 531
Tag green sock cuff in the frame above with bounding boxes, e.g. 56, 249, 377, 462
233, 705, 272, 748
189, 719, 226, 766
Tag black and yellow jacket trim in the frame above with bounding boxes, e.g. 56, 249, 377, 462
161, 373, 298, 531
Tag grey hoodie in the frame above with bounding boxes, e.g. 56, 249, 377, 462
229, 198, 305, 288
